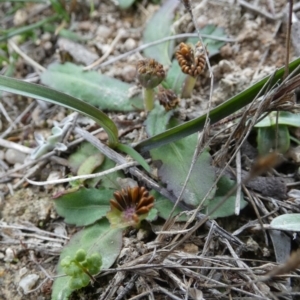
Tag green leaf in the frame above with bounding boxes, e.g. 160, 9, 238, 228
270, 213, 300, 231
77, 153, 105, 177
51, 219, 122, 300
162, 60, 186, 95
142, 0, 179, 65
54, 188, 113, 226
0, 15, 59, 42
77, 152, 105, 188
146, 207, 158, 221
145, 102, 173, 136
204, 176, 247, 219
149, 127, 215, 207
255, 111, 300, 127
0, 75, 119, 147
97, 158, 125, 190
116, 143, 150, 172
257, 125, 290, 155
187, 25, 227, 56
116, 0, 136, 9
153, 191, 187, 221
50, 0, 70, 21
68, 142, 100, 173
40, 63, 143, 112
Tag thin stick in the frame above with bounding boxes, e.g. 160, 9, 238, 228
284, 0, 293, 79
235, 150, 242, 215
0, 138, 32, 154
83, 29, 126, 71
8, 40, 46, 73
93, 33, 235, 69
26, 160, 143, 186
0, 101, 36, 139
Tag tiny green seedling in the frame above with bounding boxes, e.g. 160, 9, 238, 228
61, 249, 102, 290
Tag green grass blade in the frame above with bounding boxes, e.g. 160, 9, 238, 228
116, 143, 150, 172
136, 57, 300, 152
0, 75, 119, 147
0, 15, 59, 42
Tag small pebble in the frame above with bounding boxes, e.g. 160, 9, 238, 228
124, 38, 137, 51
137, 228, 150, 240
19, 274, 39, 294
19, 267, 28, 277
13, 9, 27, 26
5, 248, 15, 262
41, 32, 51, 42
43, 41, 53, 51
121, 65, 136, 82
5, 149, 27, 165
96, 25, 112, 39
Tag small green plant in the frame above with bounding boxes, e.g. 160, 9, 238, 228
31, 121, 69, 159
61, 249, 102, 290
107, 186, 155, 228
136, 58, 165, 112
255, 111, 300, 155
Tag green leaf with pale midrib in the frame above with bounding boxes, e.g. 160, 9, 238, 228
142, 0, 179, 65
270, 213, 300, 231
41, 63, 143, 111
54, 188, 113, 226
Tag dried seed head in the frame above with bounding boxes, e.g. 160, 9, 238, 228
175, 42, 208, 77
137, 58, 165, 89
107, 186, 155, 228
157, 87, 180, 111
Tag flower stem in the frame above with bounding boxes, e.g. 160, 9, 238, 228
143, 88, 155, 112
181, 75, 197, 98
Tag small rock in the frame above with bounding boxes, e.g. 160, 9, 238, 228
121, 65, 136, 82
5, 149, 27, 165
19, 274, 39, 294
43, 41, 53, 51
124, 38, 137, 51
96, 25, 112, 39
137, 228, 150, 240
19, 267, 28, 277
183, 243, 199, 254
13, 9, 27, 26
41, 32, 51, 42
5, 248, 15, 262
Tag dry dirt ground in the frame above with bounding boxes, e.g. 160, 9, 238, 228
1, 0, 300, 299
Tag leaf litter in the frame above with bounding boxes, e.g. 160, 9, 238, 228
1, 0, 300, 299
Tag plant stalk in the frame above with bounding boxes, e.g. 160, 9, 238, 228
181, 75, 197, 98
143, 88, 155, 112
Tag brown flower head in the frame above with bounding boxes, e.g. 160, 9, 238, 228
107, 186, 155, 228
137, 58, 165, 89
157, 87, 180, 111
175, 42, 208, 77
